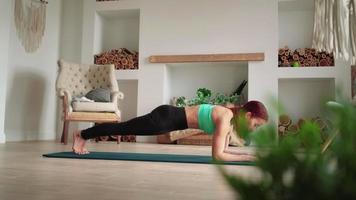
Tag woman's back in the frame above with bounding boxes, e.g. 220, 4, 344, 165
184, 104, 233, 133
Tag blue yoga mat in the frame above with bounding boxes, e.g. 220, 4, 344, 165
43, 151, 254, 166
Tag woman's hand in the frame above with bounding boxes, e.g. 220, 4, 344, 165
238, 154, 257, 162
212, 106, 257, 162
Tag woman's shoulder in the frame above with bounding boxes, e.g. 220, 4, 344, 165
213, 105, 233, 118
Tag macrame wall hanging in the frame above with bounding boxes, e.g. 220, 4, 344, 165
14, 0, 48, 53
312, 0, 356, 65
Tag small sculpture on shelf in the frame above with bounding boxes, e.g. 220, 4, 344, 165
278, 46, 334, 67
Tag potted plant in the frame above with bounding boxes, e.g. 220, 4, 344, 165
217, 99, 356, 199
174, 80, 247, 107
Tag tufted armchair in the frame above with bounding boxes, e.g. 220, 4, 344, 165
56, 60, 124, 144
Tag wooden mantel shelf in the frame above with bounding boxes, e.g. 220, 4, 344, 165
149, 53, 264, 63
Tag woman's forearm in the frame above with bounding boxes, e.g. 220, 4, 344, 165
224, 148, 252, 155
215, 152, 256, 162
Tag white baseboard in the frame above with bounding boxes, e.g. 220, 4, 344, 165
0, 133, 5, 143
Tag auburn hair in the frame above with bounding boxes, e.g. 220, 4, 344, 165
228, 100, 268, 121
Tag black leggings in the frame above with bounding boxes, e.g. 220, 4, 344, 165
81, 105, 188, 140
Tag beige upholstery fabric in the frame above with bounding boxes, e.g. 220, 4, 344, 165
56, 59, 123, 115
72, 102, 119, 113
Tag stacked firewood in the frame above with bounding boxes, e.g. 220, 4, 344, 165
94, 48, 139, 70
278, 115, 332, 142
278, 115, 297, 135
278, 47, 334, 67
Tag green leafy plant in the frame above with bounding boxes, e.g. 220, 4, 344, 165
217, 99, 356, 200
175, 81, 247, 107
175, 88, 243, 107
175, 96, 186, 107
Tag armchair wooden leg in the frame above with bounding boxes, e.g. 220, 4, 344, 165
61, 120, 69, 145
117, 135, 121, 144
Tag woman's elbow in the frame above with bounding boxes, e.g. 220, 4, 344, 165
212, 152, 224, 161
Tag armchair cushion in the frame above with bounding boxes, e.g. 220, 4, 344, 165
72, 101, 118, 113
85, 88, 111, 102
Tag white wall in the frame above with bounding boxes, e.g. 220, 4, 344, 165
118, 80, 138, 121
93, 9, 140, 55
102, 15, 139, 52
93, 12, 104, 56
82, 1, 96, 63
279, 78, 335, 122
83, 0, 279, 142
278, 0, 351, 106
279, 10, 314, 49
60, 0, 83, 62
140, 0, 278, 141
0, 0, 12, 143
5, 0, 63, 141
166, 62, 248, 103
0, 0, 348, 143
57, 0, 86, 141
278, 0, 314, 49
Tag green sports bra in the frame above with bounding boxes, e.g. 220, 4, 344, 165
198, 104, 216, 134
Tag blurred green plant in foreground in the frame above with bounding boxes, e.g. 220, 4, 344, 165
217, 98, 356, 200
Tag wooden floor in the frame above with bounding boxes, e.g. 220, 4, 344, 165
0, 141, 260, 200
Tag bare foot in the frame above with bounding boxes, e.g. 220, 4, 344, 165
72, 130, 90, 155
